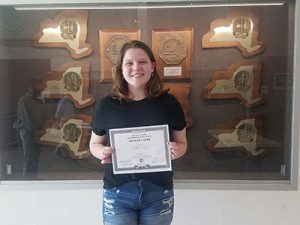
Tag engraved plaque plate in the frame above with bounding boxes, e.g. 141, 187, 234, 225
202, 10, 264, 57
60, 18, 79, 40
237, 123, 256, 143
62, 123, 82, 143
99, 29, 141, 83
63, 71, 82, 92
41, 61, 95, 108
164, 67, 182, 77
34, 114, 92, 159
105, 35, 130, 65
159, 36, 186, 65
152, 28, 193, 80
234, 70, 253, 91
232, 17, 252, 39
33, 10, 92, 59
203, 60, 264, 108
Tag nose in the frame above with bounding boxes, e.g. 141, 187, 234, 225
132, 62, 141, 71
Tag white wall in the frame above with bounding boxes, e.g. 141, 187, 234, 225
0, 178, 300, 225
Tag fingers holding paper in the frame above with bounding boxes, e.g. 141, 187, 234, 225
89, 131, 115, 164
168, 142, 180, 160
100, 146, 114, 164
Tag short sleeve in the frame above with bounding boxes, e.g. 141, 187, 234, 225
92, 101, 107, 136
169, 94, 186, 131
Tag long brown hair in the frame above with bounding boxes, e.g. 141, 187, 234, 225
112, 40, 166, 102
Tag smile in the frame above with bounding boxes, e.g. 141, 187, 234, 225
131, 74, 143, 78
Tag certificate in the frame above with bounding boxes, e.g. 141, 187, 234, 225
109, 125, 171, 174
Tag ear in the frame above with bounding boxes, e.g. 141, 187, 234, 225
151, 62, 155, 72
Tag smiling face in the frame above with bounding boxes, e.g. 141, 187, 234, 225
112, 40, 164, 101
121, 48, 155, 91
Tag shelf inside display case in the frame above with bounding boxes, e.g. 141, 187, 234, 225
0, 0, 298, 189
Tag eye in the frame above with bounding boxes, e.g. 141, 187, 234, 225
124, 62, 133, 66
139, 60, 148, 64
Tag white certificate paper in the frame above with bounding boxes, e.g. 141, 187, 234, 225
109, 125, 171, 174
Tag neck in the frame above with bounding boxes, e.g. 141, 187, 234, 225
26, 91, 34, 97
128, 86, 147, 101
27, 91, 39, 99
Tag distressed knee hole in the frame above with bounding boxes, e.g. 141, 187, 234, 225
160, 196, 174, 216
104, 198, 115, 216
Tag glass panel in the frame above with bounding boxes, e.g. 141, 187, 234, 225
0, 0, 295, 182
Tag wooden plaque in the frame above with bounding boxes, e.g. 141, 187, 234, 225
33, 10, 92, 59
41, 61, 95, 108
202, 10, 264, 57
203, 60, 264, 108
165, 83, 193, 128
207, 114, 266, 159
34, 114, 92, 159
152, 28, 194, 81
99, 29, 141, 82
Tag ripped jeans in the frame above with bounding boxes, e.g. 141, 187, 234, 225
102, 180, 174, 225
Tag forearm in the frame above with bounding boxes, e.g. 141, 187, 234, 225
170, 128, 187, 160
90, 142, 107, 160
175, 142, 187, 159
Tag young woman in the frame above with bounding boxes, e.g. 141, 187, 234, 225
90, 40, 187, 225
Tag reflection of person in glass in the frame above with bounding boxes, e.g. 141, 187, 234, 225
90, 40, 187, 225
16, 78, 45, 180
55, 96, 75, 120
54, 96, 77, 158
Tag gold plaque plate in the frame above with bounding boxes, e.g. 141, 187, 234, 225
152, 28, 193, 80
41, 61, 95, 109
99, 29, 141, 83
202, 10, 264, 57
159, 36, 187, 65
203, 60, 264, 108
34, 114, 92, 159
207, 114, 266, 159
32, 10, 92, 59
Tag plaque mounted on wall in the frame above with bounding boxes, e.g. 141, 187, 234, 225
34, 114, 92, 159
99, 29, 141, 82
207, 114, 267, 159
41, 61, 95, 108
32, 10, 92, 59
165, 83, 193, 128
152, 28, 193, 80
203, 60, 264, 108
202, 10, 264, 57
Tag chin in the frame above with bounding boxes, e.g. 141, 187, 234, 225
130, 82, 147, 88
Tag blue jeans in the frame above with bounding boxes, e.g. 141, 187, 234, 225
19, 128, 41, 179
102, 180, 174, 225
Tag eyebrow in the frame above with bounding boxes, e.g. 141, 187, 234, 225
123, 57, 150, 61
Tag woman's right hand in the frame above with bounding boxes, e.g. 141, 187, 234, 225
100, 146, 114, 164
89, 131, 114, 164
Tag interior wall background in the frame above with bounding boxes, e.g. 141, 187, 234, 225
0, 4, 292, 180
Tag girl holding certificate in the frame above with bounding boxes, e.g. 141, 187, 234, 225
90, 40, 187, 225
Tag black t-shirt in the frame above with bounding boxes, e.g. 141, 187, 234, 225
92, 92, 186, 189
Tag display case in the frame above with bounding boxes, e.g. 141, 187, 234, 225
0, 0, 299, 190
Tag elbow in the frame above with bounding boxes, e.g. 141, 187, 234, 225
89, 141, 97, 157
182, 142, 188, 156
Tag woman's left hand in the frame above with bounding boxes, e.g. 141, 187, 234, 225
167, 128, 187, 160
168, 141, 186, 160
